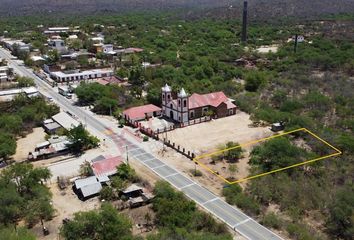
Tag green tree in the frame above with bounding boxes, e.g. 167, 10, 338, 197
0, 163, 53, 229
100, 186, 115, 201
250, 137, 309, 172
60, 203, 134, 240
222, 184, 260, 215
94, 97, 118, 115
65, 124, 99, 154
0, 132, 16, 160
116, 163, 138, 182
47, 49, 59, 63
326, 185, 354, 240
0, 179, 23, 226
0, 115, 23, 135
244, 71, 268, 92
0, 226, 36, 240
224, 142, 243, 163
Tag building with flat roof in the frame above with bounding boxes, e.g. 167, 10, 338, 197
0, 87, 39, 101
52, 112, 80, 130
50, 68, 113, 82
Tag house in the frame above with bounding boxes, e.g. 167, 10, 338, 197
28, 135, 71, 160
1, 39, 30, 52
42, 119, 62, 134
271, 122, 285, 132
123, 104, 162, 122
96, 76, 130, 87
102, 44, 114, 54
49, 69, 113, 82
91, 155, 123, 177
161, 84, 236, 123
292, 35, 305, 43
51, 112, 80, 130
48, 39, 68, 54
121, 184, 154, 208
0, 66, 10, 83
44, 27, 80, 35
0, 87, 39, 102
73, 176, 103, 200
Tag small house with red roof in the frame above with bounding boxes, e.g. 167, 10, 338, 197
161, 84, 236, 123
123, 104, 162, 122
91, 155, 124, 177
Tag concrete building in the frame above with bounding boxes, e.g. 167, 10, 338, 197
0, 66, 11, 83
0, 87, 39, 101
49, 69, 113, 82
1, 39, 30, 52
48, 39, 68, 54
44, 27, 80, 35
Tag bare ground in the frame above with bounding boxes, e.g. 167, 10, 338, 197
159, 112, 272, 156
12, 127, 46, 162
31, 183, 100, 240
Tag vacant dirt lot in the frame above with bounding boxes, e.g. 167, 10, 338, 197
160, 111, 272, 156
13, 127, 46, 162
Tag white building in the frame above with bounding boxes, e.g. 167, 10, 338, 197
50, 69, 113, 82
161, 84, 189, 123
0, 66, 10, 83
1, 39, 30, 52
48, 39, 68, 54
292, 35, 305, 43
102, 44, 114, 54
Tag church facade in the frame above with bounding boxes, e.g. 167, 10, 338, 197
161, 84, 237, 123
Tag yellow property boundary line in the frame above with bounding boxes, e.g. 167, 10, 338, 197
193, 128, 342, 184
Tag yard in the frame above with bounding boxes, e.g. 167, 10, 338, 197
144, 111, 272, 191
160, 111, 272, 156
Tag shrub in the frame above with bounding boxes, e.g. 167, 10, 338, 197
262, 213, 283, 229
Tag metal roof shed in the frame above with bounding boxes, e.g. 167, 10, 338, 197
52, 112, 80, 130
74, 176, 98, 189
80, 182, 102, 198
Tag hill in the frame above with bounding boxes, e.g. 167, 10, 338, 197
0, 0, 354, 19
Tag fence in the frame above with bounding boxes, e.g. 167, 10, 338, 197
125, 118, 200, 160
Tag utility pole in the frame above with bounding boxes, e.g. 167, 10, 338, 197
294, 34, 298, 53
241, 1, 248, 43
126, 145, 129, 165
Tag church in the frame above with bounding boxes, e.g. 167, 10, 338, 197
161, 84, 237, 123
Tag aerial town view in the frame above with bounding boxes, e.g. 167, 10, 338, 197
0, 1, 353, 240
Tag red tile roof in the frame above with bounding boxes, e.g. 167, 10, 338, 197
102, 76, 124, 84
123, 104, 162, 120
189, 91, 236, 109
92, 156, 123, 177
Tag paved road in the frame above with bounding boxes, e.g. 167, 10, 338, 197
0, 47, 284, 240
